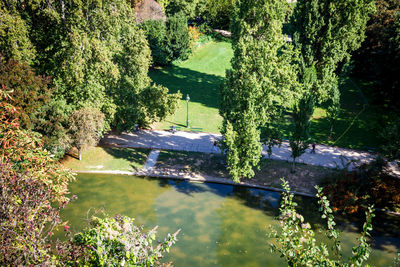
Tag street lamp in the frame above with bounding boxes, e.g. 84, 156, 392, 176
186, 94, 190, 128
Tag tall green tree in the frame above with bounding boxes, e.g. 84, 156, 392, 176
165, 12, 191, 61
140, 19, 171, 65
289, 64, 316, 173
291, 0, 375, 103
290, 0, 375, 143
290, 94, 314, 173
68, 107, 105, 161
220, 0, 299, 182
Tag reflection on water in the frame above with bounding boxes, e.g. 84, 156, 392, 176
61, 174, 400, 266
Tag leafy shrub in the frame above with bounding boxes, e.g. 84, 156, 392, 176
0, 89, 74, 265
141, 20, 171, 66
59, 215, 180, 266
0, 87, 74, 202
188, 25, 202, 48
322, 160, 400, 213
0, 162, 73, 266
166, 12, 191, 61
270, 179, 375, 266
141, 13, 191, 66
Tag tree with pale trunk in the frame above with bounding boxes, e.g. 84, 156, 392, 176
68, 107, 105, 161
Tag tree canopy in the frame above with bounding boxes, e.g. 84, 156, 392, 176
0, 0, 180, 152
291, 0, 375, 103
220, 0, 299, 181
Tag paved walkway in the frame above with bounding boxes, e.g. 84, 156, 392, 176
142, 150, 160, 171
103, 130, 376, 170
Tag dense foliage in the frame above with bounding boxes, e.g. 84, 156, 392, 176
203, 0, 237, 29
165, 12, 192, 61
0, 163, 72, 265
61, 215, 180, 266
353, 0, 400, 109
0, 89, 74, 265
165, 0, 206, 18
0, 89, 179, 266
141, 19, 171, 65
68, 107, 105, 160
291, 0, 375, 103
322, 159, 400, 214
0, 0, 180, 154
141, 13, 191, 66
270, 180, 375, 266
0, 56, 52, 130
220, 0, 299, 181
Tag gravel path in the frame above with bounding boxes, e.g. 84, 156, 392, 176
103, 130, 376, 170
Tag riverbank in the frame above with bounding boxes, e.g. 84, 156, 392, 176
62, 146, 338, 197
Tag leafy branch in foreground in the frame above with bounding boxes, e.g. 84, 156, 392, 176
269, 179, 375, 266
58, 215, 180, 266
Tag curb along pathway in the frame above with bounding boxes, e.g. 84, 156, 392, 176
103, 130, 376, 171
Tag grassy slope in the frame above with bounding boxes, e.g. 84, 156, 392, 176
61, 147, 150, 172
149, 40, 233, 133
150, 39, 384, 150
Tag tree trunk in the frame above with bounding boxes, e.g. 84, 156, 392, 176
78, 148, 82, 161
291, 157, 296, 173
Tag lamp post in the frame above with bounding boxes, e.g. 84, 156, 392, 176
186, 94, 190, 128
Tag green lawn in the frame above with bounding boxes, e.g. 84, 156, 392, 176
276, 77, 386, 150
149, 40, 233, 133
150, 39, 384, 150
62, 147, 150, 172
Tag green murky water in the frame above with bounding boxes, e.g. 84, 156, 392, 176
61, 174, 400, 266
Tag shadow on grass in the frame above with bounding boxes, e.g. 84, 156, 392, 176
100, 146, 150, 171
149, 66, 225, 109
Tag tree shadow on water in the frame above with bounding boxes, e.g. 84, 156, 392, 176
149, 66, 225, 109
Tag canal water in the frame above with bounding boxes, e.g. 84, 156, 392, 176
60, 173, 400, 266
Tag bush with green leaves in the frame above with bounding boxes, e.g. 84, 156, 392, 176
165, 0, 206, 18
141, 13, 192, 66
166, 12, 191, 61
141, 20, 171, 66
270, 179, 375, 266
60, 215, 180, 266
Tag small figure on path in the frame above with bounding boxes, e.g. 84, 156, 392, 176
171, 125, 176, 134
311, 143, 316, 154
134, 124, 139, 132
213, 140, 218, 152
